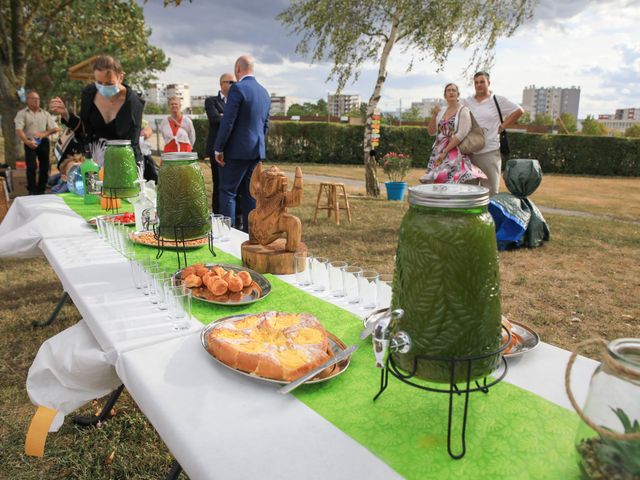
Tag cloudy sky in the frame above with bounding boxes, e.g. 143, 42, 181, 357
142, 0, 640, 118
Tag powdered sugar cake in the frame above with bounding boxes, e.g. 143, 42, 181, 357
206, 312, 332, 382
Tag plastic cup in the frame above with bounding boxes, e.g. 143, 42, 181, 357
377, 273, 394, 309
358, 269, 379, 309
328, 261, 348, 297
343, 266, 362, 304
311, 256, 328, 292
294, 251, 312, 287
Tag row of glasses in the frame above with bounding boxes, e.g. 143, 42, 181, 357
210, 213, 231, 242
293, 251, 393, 310
127, 255, 192, 331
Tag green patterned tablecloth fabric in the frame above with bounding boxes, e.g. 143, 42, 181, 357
61, 193, 581, 479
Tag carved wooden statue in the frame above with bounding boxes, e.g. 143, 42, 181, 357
241, 163, 307, 274
248, 163, 303, 251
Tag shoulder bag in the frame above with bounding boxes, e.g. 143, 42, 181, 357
456, 106, 485, 155
493, 96, 510, 156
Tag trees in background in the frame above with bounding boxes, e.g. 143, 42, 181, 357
0, 0, 168, 166
581, 115, 608, 136
279, 0, 535, 196
286, 99, 328, 117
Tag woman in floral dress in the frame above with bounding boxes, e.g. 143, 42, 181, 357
421, 83, 487, 185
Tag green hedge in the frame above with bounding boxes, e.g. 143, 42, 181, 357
191, 119, 640, 176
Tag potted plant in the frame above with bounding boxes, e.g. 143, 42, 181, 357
381, 152, 411, 201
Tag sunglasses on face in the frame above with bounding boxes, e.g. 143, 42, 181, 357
222, 80, 236, 84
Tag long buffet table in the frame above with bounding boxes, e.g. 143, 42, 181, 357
0, 194, 599, 479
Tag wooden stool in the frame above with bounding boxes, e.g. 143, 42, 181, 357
313, 182, 352, 225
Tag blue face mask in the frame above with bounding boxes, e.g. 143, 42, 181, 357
95, 82, 120, 97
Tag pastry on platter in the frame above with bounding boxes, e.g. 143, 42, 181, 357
207, 312, 331, 381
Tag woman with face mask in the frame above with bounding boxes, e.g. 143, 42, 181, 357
49, 55, 149, 178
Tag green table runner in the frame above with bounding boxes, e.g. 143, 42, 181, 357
62, 193, 581, 479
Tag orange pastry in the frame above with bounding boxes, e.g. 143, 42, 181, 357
237, 270, 252, 287
207, 312, 331, 381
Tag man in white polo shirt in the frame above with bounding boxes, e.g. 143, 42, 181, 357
15, 90, 59, 194
463, 72, 523, 195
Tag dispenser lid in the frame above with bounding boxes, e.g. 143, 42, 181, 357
161, 152, 199, 162
408, 184, 490, 208
105, 139, 131, 146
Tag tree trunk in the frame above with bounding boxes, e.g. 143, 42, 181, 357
0, 0, 28, 166
363, 20, 399, 197
0, 99, 22, 167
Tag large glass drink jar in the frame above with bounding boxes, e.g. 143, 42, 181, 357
568, 338, 640, 480
391, 184, 501, 383
157, 152, 210, 240
102, 140, 139, 198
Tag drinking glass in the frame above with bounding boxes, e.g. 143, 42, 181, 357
129, 258, 144, 289
377, 273, 394, 308
311, 256, 328, 292
169, 290, 192, 331
210, 213, 223, 240
294, 251, 312, 287
343, 266, 362, 304
145, 264, 162, 302
328, 261, 348, 297
140, 258, 158, 296
96, 216, 106, 239
358, 269, 379, 309
152, 271, 169, 310
219, 216, 231, 242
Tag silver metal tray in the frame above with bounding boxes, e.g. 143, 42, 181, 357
88, 214, 135, 228
200, 313, 353, 385
503, 320, 540, 358
176, 263, 271, 306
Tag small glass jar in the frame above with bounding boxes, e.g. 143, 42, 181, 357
391, 184, 501, 383
157, 152, 210, 240
102, 140, 139, 198
570, 338, 640, 480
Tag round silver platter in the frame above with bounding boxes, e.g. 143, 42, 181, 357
200, 313, 353, 385
362, 308, 540, 358
503, 319, 540, 358
129, 231, 208, 251
176, 263, 272, 306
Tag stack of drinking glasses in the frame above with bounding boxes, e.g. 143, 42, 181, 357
293, 251, 393, 311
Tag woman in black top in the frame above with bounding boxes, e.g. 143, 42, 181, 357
50, 55, 156, 181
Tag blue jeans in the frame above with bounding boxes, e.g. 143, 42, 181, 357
217, 158, 260, 233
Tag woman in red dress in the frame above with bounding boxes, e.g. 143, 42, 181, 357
160, 96, 195, 153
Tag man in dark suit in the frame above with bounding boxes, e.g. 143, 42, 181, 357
214, 55, 270, 233
205, 72, 236, 212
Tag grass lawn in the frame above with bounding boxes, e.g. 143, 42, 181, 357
0, 160, 638, 478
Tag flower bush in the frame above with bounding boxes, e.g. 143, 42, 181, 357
381, 152, 412, 182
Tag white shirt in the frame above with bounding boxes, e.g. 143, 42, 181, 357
462, 94, 521, 154
159, 115, 196, 151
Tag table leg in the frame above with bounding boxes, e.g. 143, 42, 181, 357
165, 459, 183, 480
32, 291, 70, 328
73, 384, 125, 427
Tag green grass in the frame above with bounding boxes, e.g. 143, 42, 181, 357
1, 163, 638, 479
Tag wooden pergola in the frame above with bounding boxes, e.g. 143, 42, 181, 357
68, 55, 98, 82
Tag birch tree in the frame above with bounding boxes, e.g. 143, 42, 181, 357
279, 0, 536, 196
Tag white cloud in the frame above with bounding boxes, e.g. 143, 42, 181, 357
144, 0, 640, 117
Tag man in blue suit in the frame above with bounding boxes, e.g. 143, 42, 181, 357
214, 55, 271, 233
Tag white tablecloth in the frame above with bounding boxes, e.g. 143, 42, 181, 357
1, 196, 599, 479
0, 195, 92, 258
